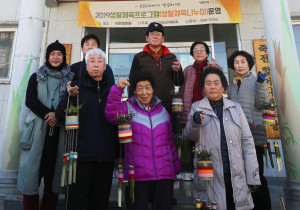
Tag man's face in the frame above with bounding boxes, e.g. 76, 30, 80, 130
86, 53, 106, 80
48, 50, 63, 68
82, 38, 98, 56
146, 30, 165, 48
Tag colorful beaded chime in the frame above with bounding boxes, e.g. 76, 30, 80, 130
61, 94, 79, 187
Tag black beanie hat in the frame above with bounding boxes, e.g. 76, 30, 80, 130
45, 40, 67, 70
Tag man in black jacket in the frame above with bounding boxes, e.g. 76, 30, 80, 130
71, 34, 114, 83
129, 22, 184, 131
56, 48, 117, 210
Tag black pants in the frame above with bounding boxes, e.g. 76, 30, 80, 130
125, 179, 173, 210
67, 161, 114, 210
224, 173, 236, 210
252, 147, 271, 210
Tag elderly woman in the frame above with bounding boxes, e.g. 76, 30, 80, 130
227, 50, 271, 210
18, 40, 73, 210
56, 48, 117, 210
105, 70, 181, 210
185, 67, 260, 210
180, 41, 222, 125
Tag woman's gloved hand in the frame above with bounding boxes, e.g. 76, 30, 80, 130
257, 71, 267, 83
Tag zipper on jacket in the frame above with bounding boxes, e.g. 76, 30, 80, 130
149, 112, 158, 180
97, 81, 101, 103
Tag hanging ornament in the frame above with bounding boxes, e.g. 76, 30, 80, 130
197, 149, 213, 181
264, 142, 268, 168
274, 142, 282, 171
212, 201, 217, 209
118, 165, 123, 207
61, 153, 68, 187
196, 199, 201, 209
62, 95, 82, 186
129, 165, 135, 203
73, 152, 78, 183
116, 112, 135, 144
262, 103, 276, 125
171, 87, 183, 114
267, 142, 274, 168
202, 200, 207, 210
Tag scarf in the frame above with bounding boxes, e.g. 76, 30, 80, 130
36, 64, 72, 96
209, 98, 224, 109
233, 72, 251, 90
192, 60, 208, 102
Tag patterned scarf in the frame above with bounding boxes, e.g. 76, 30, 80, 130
233, 72, 251, 90
192, 60, 208, 102
36, 64, 72, 96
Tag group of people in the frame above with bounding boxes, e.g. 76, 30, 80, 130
17, 22, 271, 210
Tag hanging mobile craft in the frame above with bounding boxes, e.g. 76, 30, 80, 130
116, 112, 135, 144
61, 94, 82, 187
197, 148, 213, 181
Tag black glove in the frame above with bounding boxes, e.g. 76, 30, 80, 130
257, 72, 267, 83
248, 185, 260, 193
193, 111, 203, 124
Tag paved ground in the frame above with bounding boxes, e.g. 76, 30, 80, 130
3, 177, 286, 209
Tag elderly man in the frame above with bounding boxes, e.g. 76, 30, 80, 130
129, 22, 184, 130
71, 34, 114, 83
56, 48, 117, 210
17, 40, 73, 210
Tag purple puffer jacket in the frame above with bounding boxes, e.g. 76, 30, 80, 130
105, 84, 181, 181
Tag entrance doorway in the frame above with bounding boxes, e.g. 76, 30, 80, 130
85, 24, 240, 175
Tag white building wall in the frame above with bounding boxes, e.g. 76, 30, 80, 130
0, 0, 21, 23
45, 3, 82, 65
288, 0, 300, 17
239, 0, 265, 73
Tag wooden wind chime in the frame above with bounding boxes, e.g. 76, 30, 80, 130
116, 110, 135, 207
61, 95, 81, 187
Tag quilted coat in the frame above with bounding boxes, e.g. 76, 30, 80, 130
105, 84, 181, 181
184, 96, 260, 210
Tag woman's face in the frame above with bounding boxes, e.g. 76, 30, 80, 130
134, 80, 153, 105
193, 44, 208, 63
204, 73, 224, 101
234, 55, 250, 76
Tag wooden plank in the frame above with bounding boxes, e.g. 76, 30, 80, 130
63, 44, 72, 66
253, 39, 281, 139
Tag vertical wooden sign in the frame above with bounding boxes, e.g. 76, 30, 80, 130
253, 39, 280, 139
63, 44, 72, 66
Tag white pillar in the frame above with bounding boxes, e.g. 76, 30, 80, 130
0, 0, 45, 171
260, 0, 300, 209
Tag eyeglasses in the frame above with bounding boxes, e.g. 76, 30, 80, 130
193, 49, 206, 53
149, 31, 163, 36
